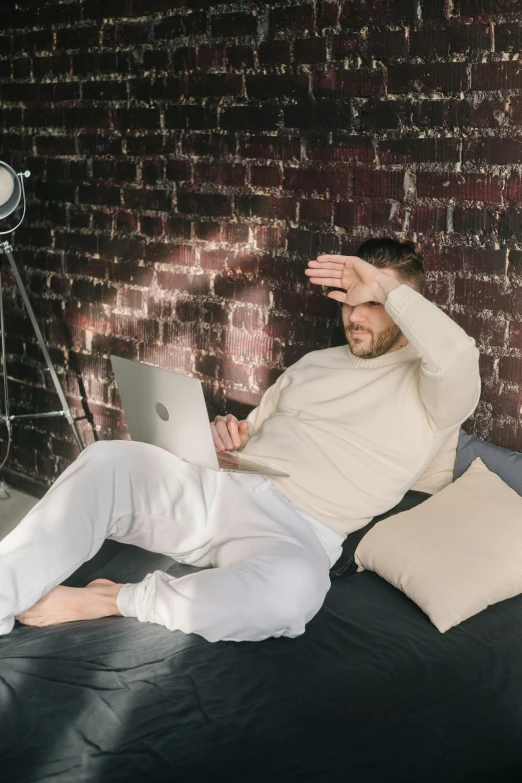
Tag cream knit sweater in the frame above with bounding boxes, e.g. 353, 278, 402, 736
238, 284, 482, 539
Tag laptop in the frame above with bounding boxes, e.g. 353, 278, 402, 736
110, 355, 290, 477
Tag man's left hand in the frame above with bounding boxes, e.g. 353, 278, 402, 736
304, 254, 397, 306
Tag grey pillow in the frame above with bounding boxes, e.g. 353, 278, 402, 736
454, 428, 522, 497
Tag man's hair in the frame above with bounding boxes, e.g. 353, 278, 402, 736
356, 237, 426, 297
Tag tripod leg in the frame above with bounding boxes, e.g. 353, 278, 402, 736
1, 243, 85, 452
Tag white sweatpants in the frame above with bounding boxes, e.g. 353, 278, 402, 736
0, 440, 344, 643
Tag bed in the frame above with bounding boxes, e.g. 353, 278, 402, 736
1, 429, 522, 782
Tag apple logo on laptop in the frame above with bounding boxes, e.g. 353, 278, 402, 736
155, 402, 170, 422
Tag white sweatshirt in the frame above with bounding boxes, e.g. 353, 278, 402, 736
238, 284, 482, 539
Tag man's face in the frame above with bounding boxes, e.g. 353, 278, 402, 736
341, 269, 410, 359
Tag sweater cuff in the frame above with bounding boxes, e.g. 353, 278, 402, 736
383, 282, 420, 316
116, 583, 139, 619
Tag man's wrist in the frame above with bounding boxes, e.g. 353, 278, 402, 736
374, 273, 402, 304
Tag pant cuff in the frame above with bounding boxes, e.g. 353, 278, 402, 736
116, 583, 139, 619
0, 615, 15, 636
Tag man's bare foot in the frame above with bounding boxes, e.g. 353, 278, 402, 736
15, 578, 124, 628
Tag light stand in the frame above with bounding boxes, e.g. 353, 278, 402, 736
0, 161, 84, 489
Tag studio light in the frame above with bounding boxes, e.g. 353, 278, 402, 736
0, 161, 84, 492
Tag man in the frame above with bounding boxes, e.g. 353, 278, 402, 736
1, 238, 481, 642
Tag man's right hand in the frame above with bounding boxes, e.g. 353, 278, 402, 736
211, 414, 250, 452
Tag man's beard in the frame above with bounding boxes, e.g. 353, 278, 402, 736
346, 324, 404, 359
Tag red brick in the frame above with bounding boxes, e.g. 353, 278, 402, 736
258, 41, 291, 65
226, 46, 255, 69
506, 173, 522, 202
294, 37, 328, 63
287, 228, 339, 256
422, 0, 448, 17
144, 244, 196, 265
236, 195, 297, 220
461, 0, 520, 19
154, 11, 206, 38
164, 217, 192, 239
449, 23, 491, 52
335, 200, 405, 230
194, 162, 246, 187
283, 165, 353, 195
79, 184, 121, 207
508, 320, 522, 351
331, 34, 363, 59
182, 133, 235, 157
185, 73, 243, 98
300, 199, 333, 223
123, 187, 171, 211
453, 310, 505, 348
510, 101, 522, 125
305, 135, 374, 163
453, 207, 498, 235
341, 0, 417, 24
250, 165, 282, 188
472, 62, 522, 90
197, 43, 227, 70
410, 25, 490, 56
379, 138, 460, 164
411, 244, 453, 275
409, 29, 450, 57
157, 271, 210, 295
284, 100, 353, 129
165, 105, 218, 130
253, 226, 286, 250
410, 99, 468, 128
177, 192, 232, 217
454, 278, 512, 313
194, 221, 221, 242
353, 169, 404, 198
270, 4, 315, 35
495, 24, 522, 52
166, 160, 192, 182
360, 98, 404, 129
464, 137, 522, 164
246, 73, 310, 99
471, 100, 509, 128
220, 105, 280, 131
138, 215, 163, 237
211, 12, 258, 37
318, 1, 341, 27
388, 63, 468, 93
408, 206, 447, 233
499, 209, 522, 240
498, 357, 522, 384
366, 30, 407, 58
172, 46, 197, 71
239, 135, 300, 160
461, 249, 507, 275
223, 223, 249, 244
313, 69, 385, 98
417, 173, 502, 203
508, 250, 522, 276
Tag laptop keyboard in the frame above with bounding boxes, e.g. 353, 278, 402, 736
217, 453, 261, 472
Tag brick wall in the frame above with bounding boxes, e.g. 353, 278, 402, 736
0, 0, 521, 486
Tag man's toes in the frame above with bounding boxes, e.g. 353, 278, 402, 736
17, 616, 36, 626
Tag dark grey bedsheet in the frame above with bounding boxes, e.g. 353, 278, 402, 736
1, 491, 522, 783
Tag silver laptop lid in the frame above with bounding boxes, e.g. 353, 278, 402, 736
111, 356, 290, 477
111, 355, 222, 471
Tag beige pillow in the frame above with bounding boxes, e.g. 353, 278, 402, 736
409, 426, 460, 495
353, 457, 522, 633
